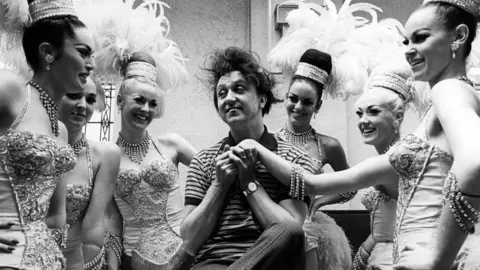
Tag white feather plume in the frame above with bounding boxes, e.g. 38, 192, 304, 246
77, 0, 188, 92
268, 0, 394, 100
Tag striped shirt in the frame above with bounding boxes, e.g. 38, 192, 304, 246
185, 128, 314, 266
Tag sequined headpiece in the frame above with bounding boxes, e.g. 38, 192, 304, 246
367, 73, 414, 101
423, 0, 480, 19
29, 0, 77, 24
125, 61, 157, 85
295, 49, 332, 86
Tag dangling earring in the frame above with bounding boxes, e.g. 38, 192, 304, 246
450, 43, 459, 59
313, 113, 317, 119
117, 105, 123, 114
45, 55, 54, 70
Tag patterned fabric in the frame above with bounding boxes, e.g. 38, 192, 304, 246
66, 184, 92, 226
185, 127, 314, 266
0, 87, 75, 269
115, 142, 183, 267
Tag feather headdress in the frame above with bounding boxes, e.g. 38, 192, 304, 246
268, 0, 406, 100
77, 0, 188, 93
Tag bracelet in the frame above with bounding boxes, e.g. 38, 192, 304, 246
84, 245, 106, 270
353, 246, 367, 270
339, 191, 357, 204
50, 224, 70, 248
446, 171, 480, 234
290, 164, 306, 200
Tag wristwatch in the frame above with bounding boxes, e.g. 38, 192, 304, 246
242, 180, 260, 197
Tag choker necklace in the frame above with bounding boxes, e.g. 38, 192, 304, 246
71, 134, 87, 157
28, 81, 59, 137
282, 124, 314, 146
116, 131, 151, 164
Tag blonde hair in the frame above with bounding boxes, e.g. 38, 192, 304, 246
118, 76, 165, 118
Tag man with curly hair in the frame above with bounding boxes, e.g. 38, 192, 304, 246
180, 47, 314, 270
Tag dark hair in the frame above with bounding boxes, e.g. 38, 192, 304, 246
22, 8, 87, 71
422, 2, 478, 58
289, 76, 324, 109
205, 47, 280, 116
121, 51, 157, 77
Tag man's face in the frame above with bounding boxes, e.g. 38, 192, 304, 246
216, 71, 265, 126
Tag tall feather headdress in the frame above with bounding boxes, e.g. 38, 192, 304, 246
77, 0, 188, 93
268, 0, 406, 100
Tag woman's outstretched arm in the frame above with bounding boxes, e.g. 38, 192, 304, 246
234, 139, 397, 195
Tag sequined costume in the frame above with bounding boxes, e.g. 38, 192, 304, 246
388, 108, 478, 268
63, 144, 94, 269
0, 85, 76, 269
359, 187, 396, 269
115, 139, 183, 269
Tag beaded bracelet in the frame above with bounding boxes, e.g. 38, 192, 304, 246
50, 224, 70, 248
353, 247, 367, 270
339, 191, 357, 204
290, 164, 306, 200
446, 172, 480, 234
84, 245, 106, 270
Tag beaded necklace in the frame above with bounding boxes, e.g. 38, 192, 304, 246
282, 124, 314, 146
116, 131, 151, 164
71, 133, 87, 157
28, 81, 59, 137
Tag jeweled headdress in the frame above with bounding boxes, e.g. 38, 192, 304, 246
268, 0, 406, 100
423, 0, 480, 19
365, 60, 431, 116
295, 49, 331, 88
29, 0, 76, 24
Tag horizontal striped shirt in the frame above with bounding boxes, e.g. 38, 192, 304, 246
185, 128, 314, 266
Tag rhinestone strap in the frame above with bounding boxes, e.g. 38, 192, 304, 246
83, 245, 106, 270
446, 171, 480, 234
338, 191, 357, 204
282, 124, 314, 146
51, 224, 70, 248
116, 131, 151, 164
105, 231, 122, 265
353, 246, 367, 270
28, 81, 59, 137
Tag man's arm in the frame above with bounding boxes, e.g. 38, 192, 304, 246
180, 148, 237, 255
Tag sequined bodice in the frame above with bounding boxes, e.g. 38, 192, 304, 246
115, 156, 183, 264
66, 184, 92, 226
361, 187, 396, 243
0, 131, 75, 269
1, 131, 76, 222
388, 133, 453, 262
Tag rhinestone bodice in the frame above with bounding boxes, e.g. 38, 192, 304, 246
0, 131, 75, 269
388, 134, 454, 263
360, 187, 396, 243
65, 183, 92, 226
115, 159, 183, 264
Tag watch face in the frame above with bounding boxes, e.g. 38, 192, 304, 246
247, 182, 257, 192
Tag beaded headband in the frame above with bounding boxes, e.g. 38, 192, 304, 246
29, 0, 77, 24
295, 62, 329, 85
423, 0, 480, 19
125, 61, 157, 85
367, 73, 414, 101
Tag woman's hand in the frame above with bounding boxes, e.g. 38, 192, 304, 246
0, 221, 18, 253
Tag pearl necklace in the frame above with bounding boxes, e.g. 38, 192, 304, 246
71, 134, 87, 157
282, 124, 314, 146
28, 81, 59, 137
116, 131, 151, 164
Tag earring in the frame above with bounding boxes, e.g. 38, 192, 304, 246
117, 105, 123, 113
313, 113, 317, 119
450, 43, 459, 59
45, 55, 54, 70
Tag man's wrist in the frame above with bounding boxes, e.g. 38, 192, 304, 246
242, 180, 260, 197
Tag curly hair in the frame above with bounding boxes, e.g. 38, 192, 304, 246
204, 47, 281, 116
